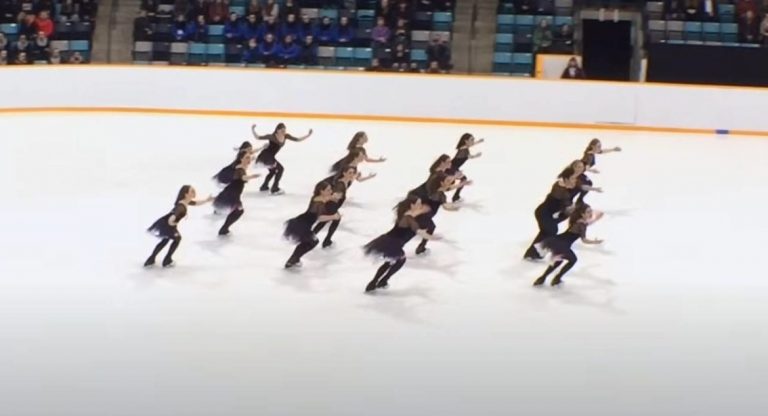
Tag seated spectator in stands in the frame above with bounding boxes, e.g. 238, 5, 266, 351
80, 0, 98, 22
396, 62, 408, 72
664, 0, 686, 20
241, 13, 260, 41
371, 17, 390, 50
134, 10, 153, 41
247, 0, 261, 21
0, 50, 7, 65
186, 15, 208, 42
394, 2, 412, 24
739, 10, 760, 43
69, 51, 84, 64
258, 16, 280, 42
276, 34, 300, 65
561, 57, 585, 79
366, 57, 383, 71
14, 50, 29, 64
426, 60, 442, 73
426, 35, 450, 70
59, 0, 80, 23
188, 0, 208, 21
391, 43, 409, 66
49, 47, 61, 64
224, 12, 242, 44
536, 0, 555, 14
173, 14, 187, 41
555, 23, 574, 52
299, 14, 316, 40
0, 33, 8, 51
316, 17, 335, 45
761, 14, 768, 45
682, 0, 704, 21
174, 0, 190, 20
300, 34, 317, 65
282, 0, 299, 20
377, 0, 394, 22
392, 18, 409, 47
259, 32, 277, 64
336, 16, 355, 45
281, 13, 301, 40
19, 13, 37, 38
736, 0, 759, 19
409, 62, 421, 73
208, 0, 228, 24
31, 31, 49, 60
514, 0, 535, 14
242, 37, 261, 63
13, 34, 30, 56
263, 0, 279, 21
533, 19, 553, 52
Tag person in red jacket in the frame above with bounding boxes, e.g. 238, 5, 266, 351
35, 10, 55, 38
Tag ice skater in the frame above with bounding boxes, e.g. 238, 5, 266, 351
330, 131, 386, 173
213, 151, 261, 236
283, 181, 341, 268
144, 185, 214, 267
448, 133, 484, 202
582, 138, 622, 174
363, 194, 438, 293
313, 164, 376, 248
413, 172, 461, 255
523, 167, 578, 260
533, 203, 604, 286
252, 123, 313, 195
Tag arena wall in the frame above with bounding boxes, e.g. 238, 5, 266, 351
1, 66, 766, 136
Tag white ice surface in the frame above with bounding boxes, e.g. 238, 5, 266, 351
0, 115, 767, 416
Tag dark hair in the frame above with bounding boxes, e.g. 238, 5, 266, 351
426, 172, 449, 195
346, 131, 366, 151
558, 167, 576, 179
394, 194, 420, 220
585, 138, 600, 153
274, 123, 286, 133
339, 165, 358, 178
429, 154, 451, 174
456, 133, 473, 149
570, 159, 584, 169
175, 185, 192, 204
313, 181, 331, 197
235, 149, 250, 164
239, 141, 252, 151
568, 203, 590, 227
331, 148, 364, 173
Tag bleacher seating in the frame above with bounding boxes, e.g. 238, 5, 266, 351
134, 0, 456, 72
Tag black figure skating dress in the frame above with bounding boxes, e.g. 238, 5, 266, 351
212, 162, 237, 187
364, 215, 421, 261
148, 203, 187, 238
524, 181, 574, 259
255, 134, 296, 166
330, 147, 367, 174
533, 221, 588, 286
214, 168, 246, 212
284, 200, 326, 243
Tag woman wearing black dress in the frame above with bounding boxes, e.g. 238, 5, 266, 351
533, 203, 603, 286
252, 123, 313, 195
284, 181, 341, 268
523, 167, 578, 260
413, 172, 461, 255
313, 163, 376, 248
409, 154, 469, 199
364, 194, 437, 293
449, 133, 484, 202
577, 138, 619, 202
331, 131, 386, 172
214, 151, 261, 236
145, 185, 214, 267
562, 159, 603, 209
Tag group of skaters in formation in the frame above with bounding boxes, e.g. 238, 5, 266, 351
143, 122, 621, 292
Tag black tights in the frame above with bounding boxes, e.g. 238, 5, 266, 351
313, 219, 340, 245
524, 209, 558, 259
261, 161, 285, 191
366, 257, 407, 291
146, 235, 182, 266
416, 222, 436, 254
533, 249, 577, 285
219, 208, 244, 235
287, 238, 319, 265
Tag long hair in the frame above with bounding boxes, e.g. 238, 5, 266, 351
336, 165, 357, 181
238, 141, 252, 151
429, 154, 451, 174
394, 194, 420, 220
313, 181, 331, 197
331, 148, 364, 173
426, 172, 448, 195
456, 133, 473, 149
346, 131, 366, 151
274, 122, 286, 133
568, 203, 590, 227
584, 138, 600, 153
234, 149, 250, 165
558, 167, 576, 180
175, 185, 192, 204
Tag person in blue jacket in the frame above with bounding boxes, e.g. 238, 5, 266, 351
242, 38, 261, 63
185, 15, 208, 42
240, 13, 260, 42
257, 15, 280, 42
281, 13, 302, 40
259, 33, 278, 64
276, 34, 301, 65
316, 16, 336, 45
335, 16, 355, 45
224, 12, 243, 44
299, 14, 317, 40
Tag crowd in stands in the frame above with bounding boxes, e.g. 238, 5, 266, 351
0, 0, 96, 64
136, 0, 453, 71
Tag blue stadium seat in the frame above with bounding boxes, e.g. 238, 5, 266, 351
493, 52, 512, 73
208, 25, 225, 43
720, 23, 737, 43
512, 52, 533, 74
356, 9, 376, 19
70, 40, 90, 51
230, 6, 246, 17
554, 16, 572, 27
410, 49, 427, 62
353, 47, 372, 66
534, 15, 553, 26
0, 23, 18, 35
206, 43, 225, 63
357, 9, 376, 29
335, 46, 354, 66
188, 42, 207, 65
497, 15, 515, 33
718, 4, 735, 23
683, 21, 702, 41
666, 20, 684, 41
495, 33, 514, 53
432, 12, 453, 31
702, 22, 720, 42
320, 9, 339, 20
515, 15, 535, 37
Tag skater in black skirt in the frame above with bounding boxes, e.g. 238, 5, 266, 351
523, 167, 578, 260
328, 148, 377, 180
283, 181, 341, 268
214, 151, 261, 236
408, 154, 469, 199
581, 138, 622, 174
313, 163, 376, 248
449, 133, 484, 202
414, 172, 461, 255
568, 159, 603, 205
330, 131, 386, 173
364, 194, 437, 293
145, 185, 214, 267
252, 123, 313, 195
533, 203, 604, 286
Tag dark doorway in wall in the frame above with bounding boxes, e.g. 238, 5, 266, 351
581, 19, 632, 81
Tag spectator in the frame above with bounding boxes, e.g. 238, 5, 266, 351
224, 12, 242, 44
173, 14, 187, 41
561, 57, 585, 79
299, 14, 316, 40
664, 0, 686, 20
59, 0, 80, 23
300, 34, 317, 65
377, 0, 394, 24
426, 60, 442, 73
683, 0, 702, 21
135, 10, 154, 41
80, 0, 97, 21
0, 32, 7, 51
426, 35, 450, 70
14, 50, 28, 64
555, 23, 574, 52
247, 0, 262, 21
409, 62, 421, 73
397, 62, 408, 72
174, 0, 190, 20
188, 0, 208, 21
276, 34, 300, 65
281, 0, 299, 20
391, 43, 409, 65
366, 57, 383, 71
281, 13, 301, 40
316, 16, 335, 45
20, 12, 37, 38
0, 49, 7, 65
392, 18, 409, 48
258, 15, 279, 42
739, 9, 760, 43
186, 15, 208, 42
736, 0, 759, 19
761, 14, 768, 45
208, 0, 228, 24
49, 47, 61, 63
533, 19, 553, 52
13, 34, 30, 56
241, 13, 260, 41
394, 2, 411, 24
69, 51, 84, 64
242, 37, 260, 63
259, 32, 277, 63
32, 30, 49, 60
263, 0, 279, 21
371, 17, 390, 49
335, 16, 354, 45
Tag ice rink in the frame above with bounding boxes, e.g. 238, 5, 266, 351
1, 114, 767, 416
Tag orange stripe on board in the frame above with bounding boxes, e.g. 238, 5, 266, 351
1, 106, 767, 137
